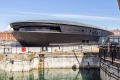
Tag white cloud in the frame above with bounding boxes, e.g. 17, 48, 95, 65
13, 11, 120, 21
6, 25, 13, 31
1, 10, 120, 21
0, 14, 24, 17
52, 14, 120, 20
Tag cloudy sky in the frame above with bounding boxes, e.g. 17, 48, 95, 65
0, 0, 120, 31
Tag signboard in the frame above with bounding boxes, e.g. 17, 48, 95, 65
21, 47, 26, 52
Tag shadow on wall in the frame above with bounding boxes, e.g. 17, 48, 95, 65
72, 51, 100, 69
71, 51, 101, 80
76, 52, 101, 80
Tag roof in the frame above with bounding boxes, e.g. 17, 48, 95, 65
28, 20, 100, 28
10, 20, 110, 32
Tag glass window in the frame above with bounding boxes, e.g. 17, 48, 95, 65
110, 38, 114, 42
114, 36, 119, 38
90, 30, 91, 32
82, 29, 84, 32
114, 38, 119, 43
110, 36, 114, 38
19, 26, 61, 32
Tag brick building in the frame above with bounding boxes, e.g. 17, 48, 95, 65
111, 29, 120, 35
0, 32, 16, 44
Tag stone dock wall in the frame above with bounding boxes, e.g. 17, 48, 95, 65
44, 54, 99, 69
0, 52, 100, 71
100, 60, 120, 80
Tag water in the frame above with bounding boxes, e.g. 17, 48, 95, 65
0, 69, 101, 80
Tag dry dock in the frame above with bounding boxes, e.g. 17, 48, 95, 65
0, 51, 100, 71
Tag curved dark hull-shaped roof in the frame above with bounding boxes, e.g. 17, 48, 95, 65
10, 20, 113, 47
11, 20, 107, 30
